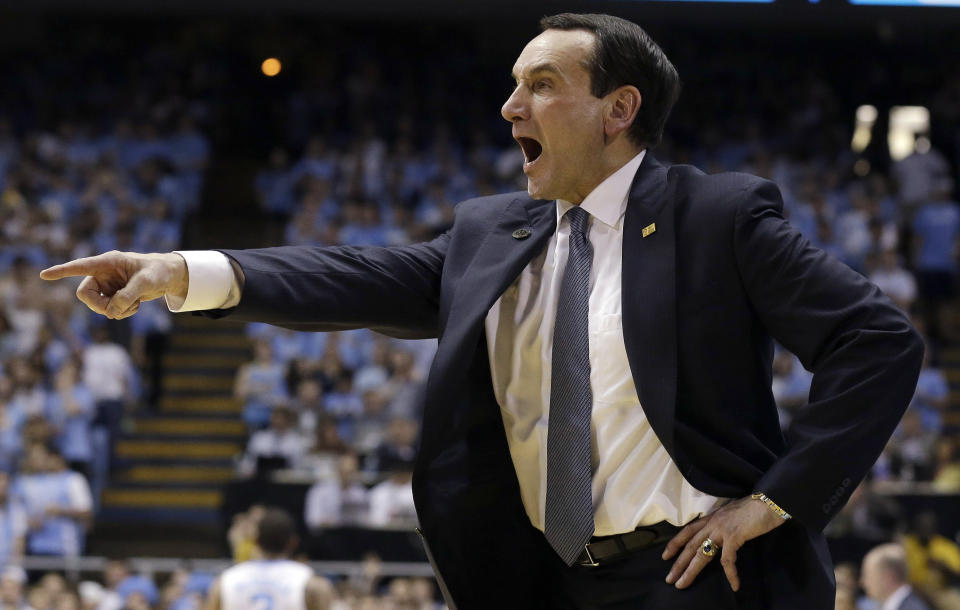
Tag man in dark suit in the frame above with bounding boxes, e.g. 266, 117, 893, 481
42, 13, 923, 609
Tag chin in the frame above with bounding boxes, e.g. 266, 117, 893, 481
526, 179, 553, 202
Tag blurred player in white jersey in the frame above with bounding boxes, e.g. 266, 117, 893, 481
206, 508, 332, 610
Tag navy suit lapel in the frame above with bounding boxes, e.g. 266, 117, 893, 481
621, 152, 678, 456
429, 195, 556, 398
452, 196, 557, 330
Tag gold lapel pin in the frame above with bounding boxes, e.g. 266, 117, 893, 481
642, 223, 656, 238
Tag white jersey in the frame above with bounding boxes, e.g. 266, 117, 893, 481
220, 560, 313, 610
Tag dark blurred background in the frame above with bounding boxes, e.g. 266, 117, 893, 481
2, 2, 960, 609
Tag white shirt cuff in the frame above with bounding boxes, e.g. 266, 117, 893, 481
165, 250, 236, 312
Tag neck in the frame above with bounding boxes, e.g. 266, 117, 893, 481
568, 145, 643, 205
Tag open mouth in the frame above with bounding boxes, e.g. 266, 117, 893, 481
517, 136, 543, 168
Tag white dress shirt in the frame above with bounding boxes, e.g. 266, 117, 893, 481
168, 150, 719, 536
882, 584, 913, 610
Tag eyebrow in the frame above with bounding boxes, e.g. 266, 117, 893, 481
511, 61, 564, 83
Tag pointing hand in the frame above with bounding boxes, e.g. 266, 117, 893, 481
40, 251, 188, 320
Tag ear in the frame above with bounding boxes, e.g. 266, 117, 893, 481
603, 85, 642, 140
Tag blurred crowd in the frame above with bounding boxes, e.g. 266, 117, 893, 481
0, 560, 213, 610
0, 557, 444, 610
233, 330, 429, 531
1, 17, 960, 610
0, 27, 211, 565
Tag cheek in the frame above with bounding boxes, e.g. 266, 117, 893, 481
536, 100, 604, 171
562, 105, 603, 147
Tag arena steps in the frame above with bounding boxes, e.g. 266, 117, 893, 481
134, 417, 245, 437
99, 315, 251, 524
116, 439, 242, 460
121, 465, 236, 484
101, 489, 222, 508
163, 353, 249, 368
158, 396, 244, 413
163, 374, 235, 392
170, 333, 252, 350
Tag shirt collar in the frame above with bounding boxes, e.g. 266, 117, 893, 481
882, 584, 912, 610
556, 149, 646, 230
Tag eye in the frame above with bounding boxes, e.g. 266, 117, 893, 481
533, 80, 551, 92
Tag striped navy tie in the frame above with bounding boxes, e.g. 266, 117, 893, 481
544, 205, 595, 565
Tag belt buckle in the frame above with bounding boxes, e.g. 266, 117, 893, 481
578, 542, 601, 567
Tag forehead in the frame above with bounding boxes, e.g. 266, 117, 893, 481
511, 28, 596, 79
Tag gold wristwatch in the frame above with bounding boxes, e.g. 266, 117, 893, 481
751, 492, 792, 520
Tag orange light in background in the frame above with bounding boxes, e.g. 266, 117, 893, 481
261, 58, 282, 77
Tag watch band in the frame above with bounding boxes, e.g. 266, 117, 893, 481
751, 492, 792, 520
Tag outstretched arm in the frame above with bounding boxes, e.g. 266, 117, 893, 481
209, 232, 449, 338
40, 231, 450, 339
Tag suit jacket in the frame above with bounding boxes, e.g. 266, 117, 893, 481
209, 152, 924, 609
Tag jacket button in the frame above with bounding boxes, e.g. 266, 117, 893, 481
512, 228, 532, 239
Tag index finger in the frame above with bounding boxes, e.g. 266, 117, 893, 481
40, 255, 112, 281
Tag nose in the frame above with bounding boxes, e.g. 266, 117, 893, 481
501, 85, 528, 123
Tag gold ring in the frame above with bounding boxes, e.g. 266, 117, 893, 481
701, 538, 719, 557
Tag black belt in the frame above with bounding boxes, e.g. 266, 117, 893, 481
575, 521, 681, 567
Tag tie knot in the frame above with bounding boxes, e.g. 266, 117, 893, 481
566, 206, 589, 237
